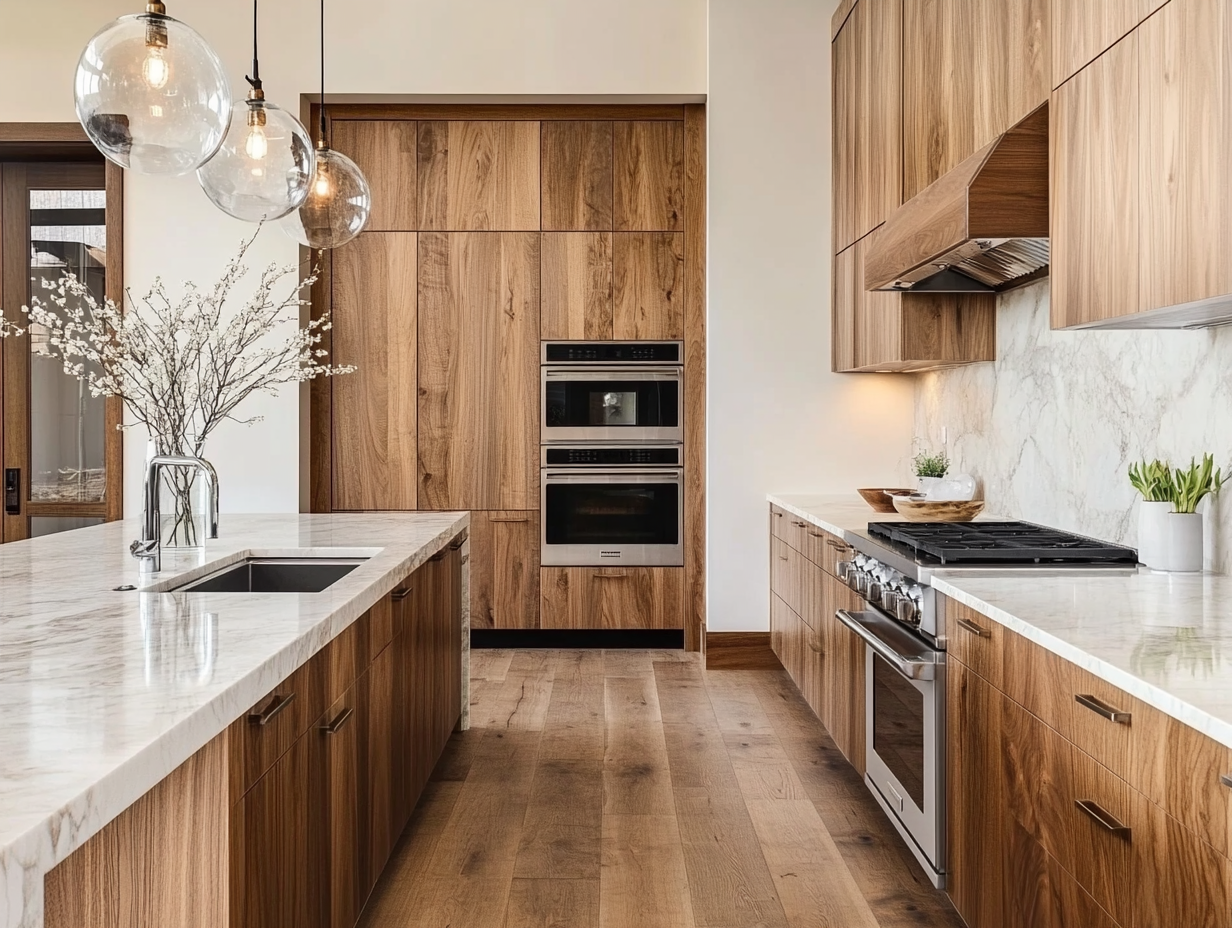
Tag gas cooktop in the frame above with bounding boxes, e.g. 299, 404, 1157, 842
867, 521, 1139, 566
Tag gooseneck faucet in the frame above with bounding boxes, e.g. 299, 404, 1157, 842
130, 455, 220, 572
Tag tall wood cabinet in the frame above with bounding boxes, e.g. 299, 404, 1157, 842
315, 106, 706, 646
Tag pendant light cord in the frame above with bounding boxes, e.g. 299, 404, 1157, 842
318, 0, 327, 145
246, 0, 262, 91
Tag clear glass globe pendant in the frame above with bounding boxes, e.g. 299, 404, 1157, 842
198, 82, 315, 222
282, 144, 371, 248
74, 1, 232, 175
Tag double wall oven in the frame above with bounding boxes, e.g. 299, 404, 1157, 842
540, 342, 683, 567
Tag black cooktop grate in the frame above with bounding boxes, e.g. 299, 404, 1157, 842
867, 521, 1139, 565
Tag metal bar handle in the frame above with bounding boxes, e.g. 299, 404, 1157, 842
488, 516, 530, 523
824, 536, 847, 548
1220, 774, 1232, 790
956, 617, 988, 638
1075, 799, 1132, 839
835, 610, 936, 681
320, 706, 355, 735
1075, 693, 1132, 724
595, 568, 629, 578
248, 691, 295, 727
791, 520, 807, 527
391, 588, 412, 601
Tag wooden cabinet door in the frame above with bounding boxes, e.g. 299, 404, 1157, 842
364, 645, 396, 888
825, 591, 865, 775
947, 658, 1006, 928
331, 232, 418, 511
318, 687, 362, 928
832, 5, 860, 252
417, 232, 539, 510
331, 120, 417, 231
540, 567, 684, 630
541, 121, 613, 231
417, 121, 540, 231
1052, 0, 1161, 89
613, 121, 684, 232
541, 232, 613, 340
831, 242, 857, 372
973, 0, 1050, 144
231, 733, 324, 928
612, 232, 685, 339
1135, 796, 1232, 928
1136, 0, 1232, 317
856, 0, 902, 238
470, 511, 540, 629
1049, 30, 1139, 329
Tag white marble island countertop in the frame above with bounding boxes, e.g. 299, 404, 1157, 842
767, 493, 1232, 752
0, 511, 468, 928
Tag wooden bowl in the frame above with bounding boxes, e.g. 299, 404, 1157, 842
858, 487, 914, 513
890, 496, 986, 523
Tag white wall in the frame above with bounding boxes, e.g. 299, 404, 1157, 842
706, 0, 914, 631
0, 0, 708, 514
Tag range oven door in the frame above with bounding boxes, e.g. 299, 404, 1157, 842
541, 469, 683, 566
836, 608, 946, 888
542, 368, 683, 443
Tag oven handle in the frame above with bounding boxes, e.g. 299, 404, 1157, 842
835, 609, 937, 681
543, 367, 682, 379
543, 471, 683, 481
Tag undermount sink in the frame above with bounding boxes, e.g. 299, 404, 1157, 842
169, 557, 368, 594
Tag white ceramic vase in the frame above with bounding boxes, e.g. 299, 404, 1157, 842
1137, 501, 1172, 570
1166, 512, 1204, 573
917, 476, 941, 497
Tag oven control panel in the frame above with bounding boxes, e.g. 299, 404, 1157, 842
543, 446, 681, 466
542, 341, 682, 364
840, 554, 928, 630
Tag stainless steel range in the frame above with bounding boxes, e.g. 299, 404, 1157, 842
836, 521, 1138, 889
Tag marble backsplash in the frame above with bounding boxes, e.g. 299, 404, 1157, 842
915, 280, 1232, 572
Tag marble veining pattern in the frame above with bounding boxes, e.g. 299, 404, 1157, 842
0, 512, 468, 928
916, 280, 1232, 572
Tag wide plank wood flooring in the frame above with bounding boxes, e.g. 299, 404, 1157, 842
360, 649, 963, 928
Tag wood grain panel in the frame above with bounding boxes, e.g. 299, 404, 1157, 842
683, 103, 706, 654
1050, 30, 1138, 328
826, 596, 865, 775
614, 121, 684, 232
1052, 0, 1160, 89
469, 511, 540, 629
323, 104, 685, 122
945, 598, 1005, 690
832, 8, 860, 252
1066, 745, 1136, 927
541, 232, 613, 339
831, 243, 858, 372
1137, 0, 1232, 315
540, 567, 684, 630
331, 120, 417, 231
330, 232, 418, 511
320, 688, 361, 928
973, 0, 1051, 144
44, 732, 230, 928
417, 232, 540, 510
1002, 817, 1118, 928
1000, 694, 1072, 871
417, 121, 540, 230
704, 632, 782, 670
229, 657, 326, 797
541, 121, 613, 231
613, 232, 684, 339
1135, 796, 1232, 928
366, 647, 397, 885
857, 0, 902, 238
103, 161, 124, 523
309, 246, 333, 513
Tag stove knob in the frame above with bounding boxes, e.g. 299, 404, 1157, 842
896, 597, 920, 626
836, 560, 854, 581
866, 580, 883, 605
881, 589, 900, 614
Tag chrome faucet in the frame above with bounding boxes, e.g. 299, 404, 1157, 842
130, 455, 220, 572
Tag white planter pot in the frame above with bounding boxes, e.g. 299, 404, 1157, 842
1166, 512, 1204, 573
917, 476, 941, 497
1137, 501, 1172, 570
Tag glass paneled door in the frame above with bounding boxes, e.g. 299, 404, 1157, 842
0, 163, 123, 542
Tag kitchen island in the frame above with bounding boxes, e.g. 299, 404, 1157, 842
0, 512, 469, 928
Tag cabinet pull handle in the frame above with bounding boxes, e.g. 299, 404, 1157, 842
791, 520, 806, 527
320, 706, 355, 735
1075, 799, 1132, 839
1075, 693, 1132, 724
777, 555, 789, 561
1220, 774, 1232, 790
595, 569, 629, 578
956, 618, 988, 638
489, 516, 529, 523
773, 511, 783, 518
824, 536, 847, 548
248, 692, 296, 727
392, 588, 412, 601
449, 539, 465, 549
430, 551, 446, 562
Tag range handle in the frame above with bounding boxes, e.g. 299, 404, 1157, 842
835, 609, 938, 681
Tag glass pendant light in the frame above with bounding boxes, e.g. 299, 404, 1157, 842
74, 2, 232, 175
281, 0, 371, 250
197, 0, 315, 222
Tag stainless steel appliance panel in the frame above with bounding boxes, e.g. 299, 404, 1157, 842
541, 368, 683, 444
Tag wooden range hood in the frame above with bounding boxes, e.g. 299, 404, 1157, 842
866, 105, 1049, 294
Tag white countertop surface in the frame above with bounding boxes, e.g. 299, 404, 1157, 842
767, 493, 1232, 751
0, 512, 468, 928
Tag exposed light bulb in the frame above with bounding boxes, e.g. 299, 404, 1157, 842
142, 48, 170, 89
313, 168, 331, 197
244, 124, 269, 160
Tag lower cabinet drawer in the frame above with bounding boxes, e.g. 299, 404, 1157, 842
1065, 746, 1137, 927
230, 657, 326, 796
1002, 817, 1119, 928
540, 566, 684, 629
805, 525, 852, 577
945, 599, 1004, 689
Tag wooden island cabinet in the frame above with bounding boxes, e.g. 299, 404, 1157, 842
43, 544, 465, 928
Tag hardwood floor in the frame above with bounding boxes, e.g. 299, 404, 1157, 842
360, 650, 963, 928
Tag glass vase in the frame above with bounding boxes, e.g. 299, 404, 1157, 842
159, 462, 209, 550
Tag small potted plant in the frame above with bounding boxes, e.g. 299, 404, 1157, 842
1130, 454, 1224, 572
912, 448, 950, 496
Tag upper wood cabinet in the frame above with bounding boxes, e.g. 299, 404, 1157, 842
833, 0, 901, 252
417, 232, 540, 510
613, 232, 685, 339
901, 0, 1049, 201
331, 232, 418, 511
331, 120, 417, 231
541, 121, 613, 231
614, 121, 684, 232
1052, 0, 1166, 89
417, 121, 540, 231
542, 232, 614, 339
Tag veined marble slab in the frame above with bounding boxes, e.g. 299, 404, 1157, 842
768, 495, 1232, 754
0, 512, 468, 928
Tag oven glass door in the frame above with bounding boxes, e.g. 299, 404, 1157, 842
542, 470, 683, 566
542, 369, 682, 442
872, 655, 926, 808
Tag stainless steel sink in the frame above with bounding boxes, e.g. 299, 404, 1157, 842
170, 557, 368, 593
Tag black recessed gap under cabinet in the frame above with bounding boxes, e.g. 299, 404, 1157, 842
471, 628, 685, 650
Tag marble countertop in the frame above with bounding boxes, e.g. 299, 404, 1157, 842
767, 493, 1232, 751
0, 512, 468, 928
